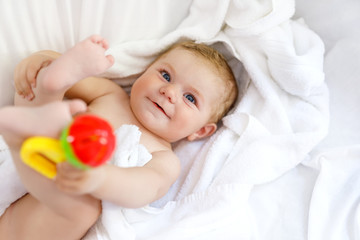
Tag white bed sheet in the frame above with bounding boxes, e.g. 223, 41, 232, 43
0, 0, 359, 239
249, 1, 360, 239
295, 0, 360, 149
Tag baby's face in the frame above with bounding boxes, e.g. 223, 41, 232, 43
130, 48, 222, 143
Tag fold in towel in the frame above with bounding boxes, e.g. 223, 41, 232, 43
110, 124, 152, 168
304, 145, 360, 240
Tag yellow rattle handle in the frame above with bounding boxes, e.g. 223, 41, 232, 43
20, 137, 66, 179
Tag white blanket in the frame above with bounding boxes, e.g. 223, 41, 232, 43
84, 0, 328, 239
106, 0, 328, 185
249, 0, 360, 239
2, 0, 359, 239
0, 136, 26, 216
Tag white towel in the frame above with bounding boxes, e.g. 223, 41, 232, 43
83, 0, 329, 239
304, 145, 360, 240
0, 136, 26, 216
110, 125, 152, 168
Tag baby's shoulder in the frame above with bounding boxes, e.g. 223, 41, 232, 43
139, 129, 180, 177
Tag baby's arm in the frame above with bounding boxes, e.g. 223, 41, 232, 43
56, 149, 181, 208
93, 150, 181, 207
14, 50, 60, 100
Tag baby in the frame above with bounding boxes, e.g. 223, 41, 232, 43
0, 35, 238, 239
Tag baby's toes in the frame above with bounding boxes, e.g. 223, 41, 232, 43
89, 34, 103, 44
100, 39, 109, 50
105, 55, 114, 67
89, 35, 109, 50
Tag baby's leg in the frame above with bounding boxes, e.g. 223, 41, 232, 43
15, 35, 114, 107
0, 100, 101, 240
0, 100, 86, 147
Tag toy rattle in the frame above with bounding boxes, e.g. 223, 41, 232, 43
20, 115, 116, 179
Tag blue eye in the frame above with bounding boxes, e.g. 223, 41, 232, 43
184, 94, 196, 104
161, 71, 171, 82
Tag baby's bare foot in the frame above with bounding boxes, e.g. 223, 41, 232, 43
63, 35, 114, 77
41, 35, 114, 92
0, 100, 86, 149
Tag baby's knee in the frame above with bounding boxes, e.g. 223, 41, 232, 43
56, 197, 101, 238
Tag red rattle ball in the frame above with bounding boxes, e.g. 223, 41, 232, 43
60, 115, 116, 169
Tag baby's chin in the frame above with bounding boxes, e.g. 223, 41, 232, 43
151, 128, 185, 144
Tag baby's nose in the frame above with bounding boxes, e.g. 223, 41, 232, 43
160, 85, 178, 104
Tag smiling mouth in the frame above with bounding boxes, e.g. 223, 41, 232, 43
153, 102, 169, 118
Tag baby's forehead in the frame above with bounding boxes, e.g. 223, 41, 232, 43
163, 48, 219, 71
158, 47, 226, 87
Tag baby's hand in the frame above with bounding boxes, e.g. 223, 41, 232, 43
14, 51, 58, 100
55, 162, 106, 195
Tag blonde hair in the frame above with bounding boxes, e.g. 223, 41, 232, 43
156, 41, 238, 123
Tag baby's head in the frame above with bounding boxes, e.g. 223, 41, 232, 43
130, 40, 238, 142
159, 41, 238, 123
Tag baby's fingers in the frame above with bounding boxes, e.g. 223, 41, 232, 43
55, 162, 95, 195
26, 64, 38, 89
14, 79, 34, 100
57, 162, 84, 179
55, 177, 82, 194
13, 63, 34, 100
27, 59, 52, 88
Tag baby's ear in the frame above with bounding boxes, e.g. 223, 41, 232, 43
187, 123, 217, 141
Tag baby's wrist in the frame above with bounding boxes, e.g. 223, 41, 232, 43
88, 166, 107, 196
